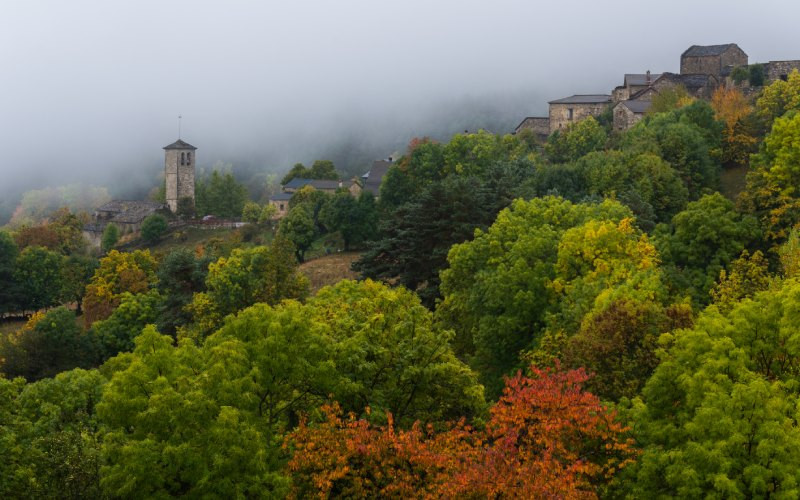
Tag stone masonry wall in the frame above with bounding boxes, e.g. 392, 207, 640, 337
515, 117, 550, 138
165, 149, 179, 212
766, 61, 800, 81
549, 103, 608, 133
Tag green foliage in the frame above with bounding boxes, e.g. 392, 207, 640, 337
13, 246, 64, 312
97, 279, 482, 497
89, 290, 162, 360
0, 308, 93, 381
625, 279, 800, 498
0, 231, 20, 314
749, 63, 766, 87
101, 224, 119, 253
307, 280, 486, 425
241, 200, 262, 224
357, 161, 532, 307
656, 193, 761, 304
60, 254, 99, 314
156, 248, 210, 336
437, 197, 634, 395
319, 191, 377, 250
140, 214, 168, 244
280, 160, 339, 184
756, 69, 800, 124
544, 116, 607, 163
195, 169, 248, 217
186, 237, 308, 338
730, 65, 749, 84
279, 204, 316, 262
649, 84, 692, 113
710, 250, 771, 308
0, 369, 106, 499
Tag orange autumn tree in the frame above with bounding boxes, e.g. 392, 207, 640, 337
286, 366, 636, 499
711, 87, 758, 167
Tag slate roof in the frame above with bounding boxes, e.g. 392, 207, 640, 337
95, 200, 166, 224
283, 178, 342, 190
269, 192, 293, 201
624, 73, 662, 86
619, 100, 652, 114
363, 160, 392, 196
548, 94, 612, 105
682, 44, 739, 58
655, 72, 718, 91
163, 139, 198, 150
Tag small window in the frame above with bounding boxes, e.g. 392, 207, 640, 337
187, 152, 191, 164
568, 108, 574, 120
279, 203, 284, 211
180, 152, 185, 166
781, 74, 788, 81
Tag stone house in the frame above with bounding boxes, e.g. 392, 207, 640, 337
267, 192, 293, 219
82, 200, 167, 248
765, 61, 800, 82
361, 159, 393, 197
548, 95, 612, 133
613, 72, 662, 102
268, 176, 363, 220
612, 99, 652, 132
680, 44, 748, 78
651, 72, 720, 99
514, 117, 550, 140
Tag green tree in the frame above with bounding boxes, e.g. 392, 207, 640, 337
140, 214, 168, 244
0, 307, 93, 381
710, 250, 771, 309
89, 290, 162, 360
739, 111, 800, 243
0, 231, 20, 314
437, 197, 633, 395
195, 169, 248, 217
649, 84, 693, 113
60, 254, 99, 314
655, 193, 760, 304
755, 69, 800, 125
186, 237, 308, 338
624, 279, 800, 498
13, 246, 64, 312
0, 368, 106, 499
544, 116, 607, 163
319, 191, 377, 251
309, 159, 339, 179
101, 223, 119, 253
156, 248, 210, 336
241, 201, 262, 224
279, 204, 316, 262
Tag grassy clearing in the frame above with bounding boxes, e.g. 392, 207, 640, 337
299, 252, 361, 293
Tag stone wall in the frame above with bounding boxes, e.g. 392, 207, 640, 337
681, 47, 747, 77
549, 103, 608, 133
766, 61, 800, 81
515, 117, 550, 139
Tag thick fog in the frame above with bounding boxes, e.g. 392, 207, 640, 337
1, 0, 799, 205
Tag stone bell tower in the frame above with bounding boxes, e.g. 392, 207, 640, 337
163, 139, 197, 213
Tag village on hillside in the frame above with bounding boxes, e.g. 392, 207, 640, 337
515, 43, 800, 137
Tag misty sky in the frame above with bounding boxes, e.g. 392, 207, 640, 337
2, 0, 799, 195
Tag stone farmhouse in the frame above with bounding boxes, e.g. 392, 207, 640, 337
515, 43, 800, 137
268, 157, 394, 219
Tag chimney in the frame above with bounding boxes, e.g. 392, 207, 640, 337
646, 70, 651, 85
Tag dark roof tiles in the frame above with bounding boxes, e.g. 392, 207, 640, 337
682, 44, 739, 58
548, 94, 612, 104
163, 139, 197, 150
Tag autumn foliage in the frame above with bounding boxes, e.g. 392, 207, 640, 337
286, 366, 636, 499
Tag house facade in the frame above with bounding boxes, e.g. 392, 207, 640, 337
680, 44, 748, 78
548, 95, 612, 133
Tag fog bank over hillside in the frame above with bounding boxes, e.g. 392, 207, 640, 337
1, 0, 799, 209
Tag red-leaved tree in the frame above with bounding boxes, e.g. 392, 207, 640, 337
285, 366, 636, 499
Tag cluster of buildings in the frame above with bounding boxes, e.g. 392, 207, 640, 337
267, 158, 393, 218
515, 43, 800, 138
